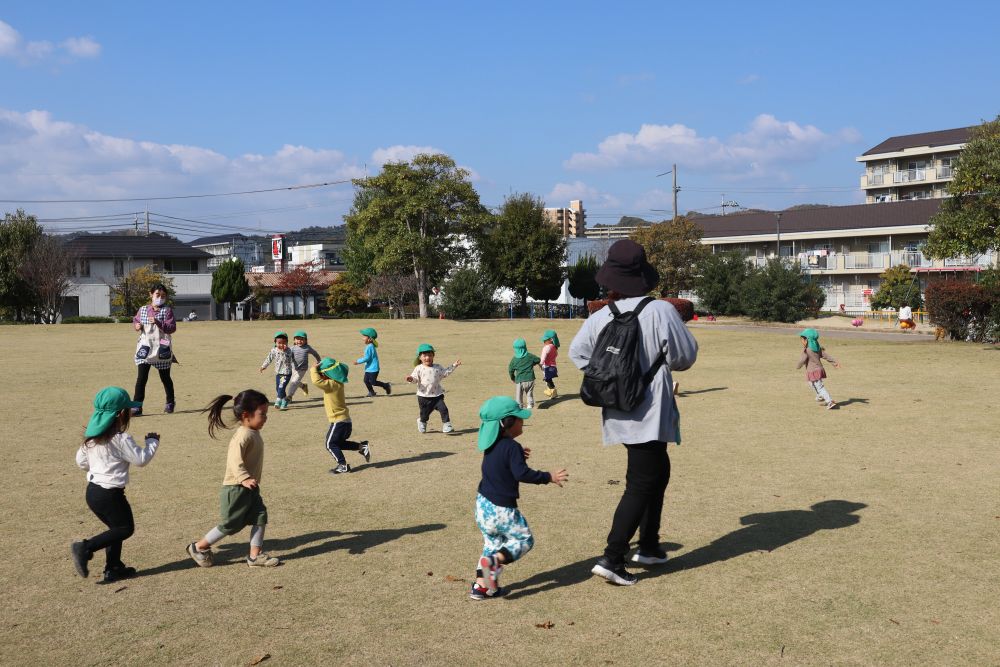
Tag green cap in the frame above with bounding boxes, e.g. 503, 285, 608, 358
513, 338, 527, 358
85, 387, 141, 439
274, 331, 288, 340
416, 343, 435, 356
293, 330, 308, 340
318, 357, 349, 383
360, 327, 378, 339
541, 330, 560, 348
799, 328, 820, 352
477, 396, 531, 451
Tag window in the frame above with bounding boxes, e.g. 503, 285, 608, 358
73, 260, 90, 277
164, 259, 198, 274
867, 240, 889, 254
114, 259, 125, 277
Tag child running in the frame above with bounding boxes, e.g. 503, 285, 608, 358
259, 331, 294, 410
471, 396, 568, 600
354, 327, 391, 397
285, 330, 321, 404
508, 338, 540, 409
405, 343, 461, 434
797, 328, 842, 410
311, 357, 371, 474
186, 390, 280, 568
539, 329, 560, 399
71, 387, 160, 583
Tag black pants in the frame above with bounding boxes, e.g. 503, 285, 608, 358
417, 395, 449, 423
604, 441, 671, 564
84, 483, 135, 570
363, 371, 391, 395
134, 363, 174, 404
325, 421, 362, 464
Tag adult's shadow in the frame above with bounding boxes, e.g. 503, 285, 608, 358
836, 398, 869, 408
359, 450, 454, 471
535, 393, 580, 410
503, 500, 865, 599
215, 523, 447, 561
678, 386, 727, 396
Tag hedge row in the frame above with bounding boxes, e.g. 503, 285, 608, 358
925, 279, 1000, 343
586, 297, 695, 322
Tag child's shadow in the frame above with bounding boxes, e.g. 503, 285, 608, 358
358, 450, 454, 471
221, 524, 447, 561
836, 398, 869, 408
535, 393, 580, 410
504, 500, 866, 599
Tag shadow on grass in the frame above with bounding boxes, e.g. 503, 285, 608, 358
503, 500, 866, 599
837, 397, 869, 407
678, 386, 727, 396
218, 523, 447, 561
445, 428, 478, 435
535, 393, 580, 410
358, 450, 454, 471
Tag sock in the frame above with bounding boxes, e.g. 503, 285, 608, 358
201, 527, 226, 547
249, 525, 265, 549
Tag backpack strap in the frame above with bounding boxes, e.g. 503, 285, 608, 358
608, 296, 654, 319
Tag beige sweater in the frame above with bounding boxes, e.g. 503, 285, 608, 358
222, 426, 264, 485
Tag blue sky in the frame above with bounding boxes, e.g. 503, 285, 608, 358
2, 2, 998, 238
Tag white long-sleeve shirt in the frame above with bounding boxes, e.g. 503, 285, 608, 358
409, 363, 457, 397
76, 432, 159, 489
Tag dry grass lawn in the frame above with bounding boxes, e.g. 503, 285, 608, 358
0, 318, 997, 666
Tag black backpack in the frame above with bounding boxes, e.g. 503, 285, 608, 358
580, 297, 665, 411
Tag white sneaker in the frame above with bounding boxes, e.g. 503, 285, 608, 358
442, 422, 454, 433
417, 419, 427, 433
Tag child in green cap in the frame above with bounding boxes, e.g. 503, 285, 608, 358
797, 328, 841, 409
71, 387, 161, 584
508, 338, 541, 409
311, 357, 371, 474
405, 343, 461, 433
259, 332, 294, 410
285, 330, 321, 404
540, 330, 560, 399
471, 396, 568, 600
355, 327, 391, 397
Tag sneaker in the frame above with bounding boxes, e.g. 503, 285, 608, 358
479, 555, 499, 592
278, 399, 289, 411
385, 383, 392, 396
815, 395, 826, 403
549, 388, 558, 398
187, 542, 214, 568
70, 541, 90, 578
366, 392, 377, 398
417, 419, 427, 434
527, 402, 535, 409
130, 406, 142, 417
330, 463, 351, 474
542, 388, 552, 398
442, 422, 454, 434
469, 583, 507, 601
591, 557, 637, 586
631, 548, 669, 565
100, 565, 138, 584
360, 441, 371, 463
827, 402, 838, 410
247, 553, 280, 567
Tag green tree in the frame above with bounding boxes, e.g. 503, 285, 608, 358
568, 253, 601, 308
475, 193, 567, 311
210, 258, 249, 320
344, 154, 485, 318
740, 258, 825, 323
110, 265, 175, 317
442, 268, 496, 319
326, 278, 367, 315
926, 116, 1000, 258
870, 264, 922, 310
342, 187, 378, 289
631, 216, 710, 297
694, 250, 754, 315
0, 209, 44, 321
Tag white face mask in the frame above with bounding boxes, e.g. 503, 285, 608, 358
152, 297, 166, 307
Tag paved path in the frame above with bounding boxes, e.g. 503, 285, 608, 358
689, 323, 934, 343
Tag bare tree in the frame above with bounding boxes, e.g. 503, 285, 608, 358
367, 273, 418, 319
19, 235, 78, 323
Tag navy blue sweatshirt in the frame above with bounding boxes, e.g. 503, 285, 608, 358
478, 436, 551, 508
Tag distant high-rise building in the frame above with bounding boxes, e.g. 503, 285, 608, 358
544, 199, 586, 237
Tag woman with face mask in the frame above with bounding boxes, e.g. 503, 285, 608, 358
130, 283, 177, 416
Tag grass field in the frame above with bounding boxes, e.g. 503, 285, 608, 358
0, 318, 997, 666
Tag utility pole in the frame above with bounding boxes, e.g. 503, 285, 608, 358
145, 208, 150, 236
775, 212, 782, 258
655, 163, 680, 220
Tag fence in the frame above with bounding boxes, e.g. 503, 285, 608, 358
836, 309, 931, 325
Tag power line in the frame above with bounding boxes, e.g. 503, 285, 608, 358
0, 179, 352, 204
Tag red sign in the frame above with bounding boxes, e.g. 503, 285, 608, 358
863, 289, 872, 296
271, 236, 283, 261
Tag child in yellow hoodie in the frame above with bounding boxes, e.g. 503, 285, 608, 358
311, 357, 371, 474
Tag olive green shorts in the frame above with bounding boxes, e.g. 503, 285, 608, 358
217, 485, 268, 535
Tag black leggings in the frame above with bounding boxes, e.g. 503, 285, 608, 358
84, 483, 135, 570
417, 395, 450, 423
134, 364, 174, 404
604, 441, 671, 564
363, 371, 391, 395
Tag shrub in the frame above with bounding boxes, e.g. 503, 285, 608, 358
741, 259, 825, 323
62, 316, 115, 324
442, 268, 497, 320
694, 251, 753, 315
925, 279, 999, 342
586, 297, 694, 322
870, 264, 923, 310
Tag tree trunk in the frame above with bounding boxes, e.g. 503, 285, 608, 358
413, 258, 428, 319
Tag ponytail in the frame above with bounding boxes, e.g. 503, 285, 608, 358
203, 389, 269, 439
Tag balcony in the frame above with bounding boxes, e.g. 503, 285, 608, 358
891, 251, 932, 268
893, 169, 926, 184
944, 253, 995, 268
937, 166, 953, 179
844, 253, 884, 270
800, 254, 835, 270
867, 173, 884, 186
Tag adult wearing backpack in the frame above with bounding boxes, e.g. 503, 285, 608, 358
569, 239, 698, 586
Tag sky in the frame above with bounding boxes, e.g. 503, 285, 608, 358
1, 2, 999, 239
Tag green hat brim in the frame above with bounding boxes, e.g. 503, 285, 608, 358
360, 327, 378, 338
416, 343, 434, 355
318, 358, 349, 383
477, 398, 531, 451
85, 388, 141, 439
293, 330, 308, 339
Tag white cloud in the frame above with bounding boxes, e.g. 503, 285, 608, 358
739, 73, 760, 85
0, 20, 102, 64
564, 114, 860, 176
545, 181, 620, 208
371, 144, 444, 165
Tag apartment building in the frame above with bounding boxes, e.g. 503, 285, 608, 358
189, 233, 263, 269
288, 242, 345, 271
857, 126, 972, 204
544, 200, 586, 237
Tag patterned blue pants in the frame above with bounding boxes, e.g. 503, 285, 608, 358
475, 493, 534, 563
